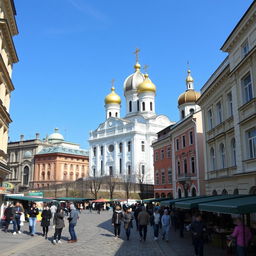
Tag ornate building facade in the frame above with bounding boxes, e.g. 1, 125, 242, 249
89, 56, 173, 184
197, 1, 256, 195
0, 0, 18, 187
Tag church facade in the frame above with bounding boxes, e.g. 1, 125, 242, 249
89, 59, 173, 184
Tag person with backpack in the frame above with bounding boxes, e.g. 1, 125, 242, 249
112, 205, 123, 239
52, 207, 65, 244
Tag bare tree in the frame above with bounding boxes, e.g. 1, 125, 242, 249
105, 175, 118, 200
123, 175, 133, 200
88, 177, 102, 199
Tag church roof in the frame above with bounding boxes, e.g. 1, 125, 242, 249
37, 146, 88, 157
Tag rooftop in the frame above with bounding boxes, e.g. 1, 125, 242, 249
37, 146, 89, 157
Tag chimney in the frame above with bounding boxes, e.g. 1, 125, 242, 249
36, 133, 40, 140
20, 134, 24, 141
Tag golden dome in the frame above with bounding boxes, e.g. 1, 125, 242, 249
137, 74, 156, 93
105, 87, 121, 105
134, 62, 141, 71
178, 90, 200, 106
186, 69, 194, 83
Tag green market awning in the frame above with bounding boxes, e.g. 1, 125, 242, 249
175, 195, 248, 209
5, 195, 54, 202
160, 196, 209, 206
56, 197, 94, 201
142, 197, 172, 203
199, 195, 256, 214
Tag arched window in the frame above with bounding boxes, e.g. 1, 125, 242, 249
191, 187, 196, 197
233, 188, 239, 195
142, 102, 145, 111
210, 148, 215, 170
23, 166, 29, 185
119, 142, 122, 153
249, 186, 256, 194
184, 159, 187, 174
109, 112, 112, 117
181, 110, 185, 119
231, 138, 236, 166
220, 143, 225, 169
127, 141, 131, 152
178, 189, 182, 198
41, 171, 45, 181
191, 157, 195, 174
137, 100, 140, 111
161, 193, 166, 198
150, 102, 153, 111
109, 166, 113, 176
119, 158, 122, 174
167, 192, 172, 199
47, 171, 50, 180
115, 112, 118, 117
222, 189, 228, 195
190, 108, 194, 114
141, 141, 145, 152
155, 193, 160, 198
129, 101, 132, 112
212, 190, 217, 195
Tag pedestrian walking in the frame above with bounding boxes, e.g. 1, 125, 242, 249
191, 213, 206, 256
152, 209, 161, 240
112, 205, 123, 239
161, 209, 171, 242
123, 207, 133, 240
13, 202, 23, 235
52, 207, 65, 245
178, 209, 185, 238
41, 204, 52, 239
68, 204, 79, 243
3, 204, 15, 233
138, 206, 150, 242
134, 205, 141, 231
28, 202, 39, 236
230, 217, 252, 256
50, 204, 57, 224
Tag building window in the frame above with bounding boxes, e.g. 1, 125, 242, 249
47, 171, 50, 180
101, 161, 103, 175
191, 157, 195, 174
220, 143, 225, 169
227, 92, 233, 116
155, 152, 159, 161
247, 128, 256, 159
141, 141, 145, 152
41, 171, 45, 181
119, 143, 122, 153
93, 147, 96, 157
100, 146, 103, 156
115, 112, 118, 117
241, 40, 249, 57
23, 166, 29, 185
216, 101, 222, 124
109, 166, 113, 176
109, 112, 112, 117
119, 158, 122, 174
129, 101, 132, 112
190, 108, 194, 114
208, 109, 213, 130
161, 149, 164, 159
155, 170, 159, 185
184, 159, 187, 174
242, 73, 253, 104
128, 141, 131, 152
128, 165, 131, 175
231, 138, 236, 166
189, 131, 193, 145
176, 139, 179, 151
210, 147, 216, 171
137, 100, 140, 111
161, 169, 165, 184
168, 168, 172, 184
108, 144, 114, 152
182, 135, 186, 148
181, 110, 185, 119
93, 168, 96, 177
177, 161, 181, 176
141, 165, 145, 175
142, 102, 145, 111
167, 147, 171, 158
150, 102, 153, 111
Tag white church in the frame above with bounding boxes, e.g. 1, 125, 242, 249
88, 56, 173, 184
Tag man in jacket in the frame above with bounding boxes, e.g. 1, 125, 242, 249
28, 202, 39, 236
13, 202, 24, 235
68, 204, 79, 243
3, 204, 15, 233
138, 206, 150, 242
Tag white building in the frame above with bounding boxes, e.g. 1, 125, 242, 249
89, 60, 173, 184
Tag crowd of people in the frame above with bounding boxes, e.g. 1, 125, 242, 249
111, 203, 253, 256
1, 201, 79, 244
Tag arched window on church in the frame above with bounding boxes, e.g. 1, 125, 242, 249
115, 112, 118, 117
150, 102, 153, 111
129, 101, 132, 112
142, 102, 145, 111
137, 100, 140, 111
181, 110, 185, 119
23, 166, 29, 185
128, 141, 131, 152
109, 112, 112, 117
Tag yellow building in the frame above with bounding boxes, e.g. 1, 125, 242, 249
0, 0, 18, 187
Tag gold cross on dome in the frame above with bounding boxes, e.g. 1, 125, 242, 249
133, 48, 140, 63
143, 64, 149, 73
111, 78, 115, 88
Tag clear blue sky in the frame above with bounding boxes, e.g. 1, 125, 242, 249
10, 0, 253, 148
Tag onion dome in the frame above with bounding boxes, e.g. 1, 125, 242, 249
105, 87, 121, 104
124, 62, 145, 93
178, 90, 200, 106
48, 128, 64, 142
137, 74, 156, 93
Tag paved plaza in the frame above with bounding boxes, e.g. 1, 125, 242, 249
0, 210, 225, 256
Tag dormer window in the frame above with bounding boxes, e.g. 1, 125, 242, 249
241, 40, 249, 57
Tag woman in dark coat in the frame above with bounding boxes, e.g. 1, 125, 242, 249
41, 204, 52, 239
52, 207, 65, 244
